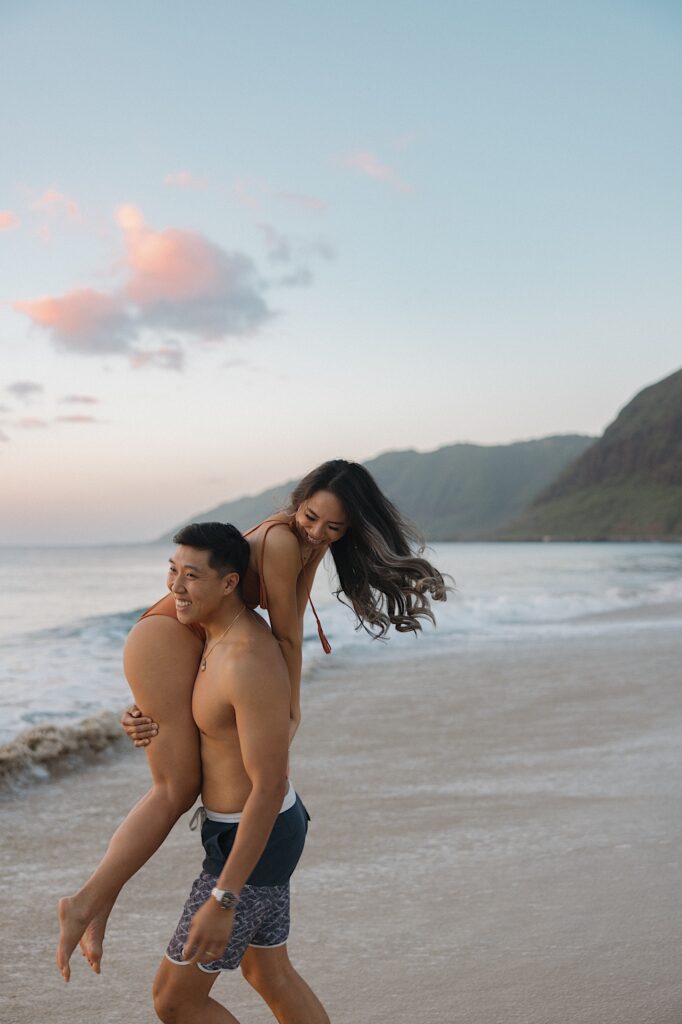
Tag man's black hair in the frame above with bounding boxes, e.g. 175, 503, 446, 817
172, 522, 250, 592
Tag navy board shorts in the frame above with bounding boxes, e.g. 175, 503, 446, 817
166, 788, 309, 973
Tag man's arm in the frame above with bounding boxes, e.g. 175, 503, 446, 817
213, 650, 289, 891
182, 647, 289, 963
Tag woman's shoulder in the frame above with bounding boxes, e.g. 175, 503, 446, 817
255, 516, 302, 573
248, 515, 296, 547
246, 512, 293, 536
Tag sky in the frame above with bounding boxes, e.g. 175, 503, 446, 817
1, 0, 680, 544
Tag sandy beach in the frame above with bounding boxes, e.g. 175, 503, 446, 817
2, 623, 681, 1024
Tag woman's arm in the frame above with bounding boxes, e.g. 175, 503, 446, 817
259, 527, 308, 744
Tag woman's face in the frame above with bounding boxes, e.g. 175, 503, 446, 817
295, 489, 349, 548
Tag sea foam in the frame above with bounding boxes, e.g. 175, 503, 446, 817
0, 711, 124, 788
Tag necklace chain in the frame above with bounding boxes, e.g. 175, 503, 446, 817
200, 605, 247, 671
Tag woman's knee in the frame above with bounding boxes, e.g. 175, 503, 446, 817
164, 778, 201, 815
143, 777, 200, 821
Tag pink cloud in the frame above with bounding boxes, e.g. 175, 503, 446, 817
342, 151, 411, 192
15, 288, 132, 353
117, 205, 270, 336
0, 210, 19, 231
31, 188, 81, 219
55, 414, 98, 423
14, 206, 272, 362
163, 171, 210, 190
118, 205, 227, 304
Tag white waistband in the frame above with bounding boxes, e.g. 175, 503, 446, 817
203, 782, 296, 824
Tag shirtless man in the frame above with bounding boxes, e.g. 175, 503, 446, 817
152, 522, 329, 1024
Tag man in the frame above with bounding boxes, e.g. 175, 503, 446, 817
152, 522, 329, 1024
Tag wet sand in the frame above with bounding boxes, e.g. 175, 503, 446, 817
1, 625, 681, 1024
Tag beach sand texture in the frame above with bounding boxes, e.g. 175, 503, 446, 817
1, 628, 681, 1024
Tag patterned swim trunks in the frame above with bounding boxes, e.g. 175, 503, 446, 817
166, 871, 290, 972
166, 790, 309, 972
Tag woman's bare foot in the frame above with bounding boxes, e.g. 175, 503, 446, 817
57, 895, 92, 982
78, 910, 109, 974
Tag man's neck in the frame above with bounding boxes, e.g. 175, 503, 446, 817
201, 595, 247, 640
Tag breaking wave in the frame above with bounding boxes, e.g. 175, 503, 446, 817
0, 711, 125, 789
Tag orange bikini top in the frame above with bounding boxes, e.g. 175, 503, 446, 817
243, 518, 331, 654
139, 518, 331, 654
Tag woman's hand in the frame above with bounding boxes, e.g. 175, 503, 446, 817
120, 704, 159, 747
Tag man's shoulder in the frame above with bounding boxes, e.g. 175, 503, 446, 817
223, 630, 287, 686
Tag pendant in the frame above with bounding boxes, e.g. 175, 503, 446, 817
201, 659, 207, 671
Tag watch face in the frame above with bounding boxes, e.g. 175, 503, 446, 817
211, 886, 239, 909
217, 890, 238, 909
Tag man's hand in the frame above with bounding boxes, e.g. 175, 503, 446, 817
120, 704, 158, 747
182, 899, 235, 964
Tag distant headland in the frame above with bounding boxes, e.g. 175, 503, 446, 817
158, 367, 682, 543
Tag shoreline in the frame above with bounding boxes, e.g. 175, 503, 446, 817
2, 629, 682, 1022
2, 598, 680, 788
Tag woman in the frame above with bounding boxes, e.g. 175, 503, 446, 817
56, 459, 447, 981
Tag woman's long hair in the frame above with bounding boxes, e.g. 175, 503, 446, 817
287, 460, 449, 638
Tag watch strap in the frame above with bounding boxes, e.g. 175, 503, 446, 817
211, 886, 240, 910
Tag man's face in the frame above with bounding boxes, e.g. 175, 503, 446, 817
167, 545, 234, 624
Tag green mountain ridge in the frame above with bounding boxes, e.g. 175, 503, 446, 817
159, 367, 682, 544
158, 434, 594, 543
498, 367, 682, 540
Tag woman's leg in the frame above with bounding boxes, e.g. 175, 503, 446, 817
57, 615, 203, 981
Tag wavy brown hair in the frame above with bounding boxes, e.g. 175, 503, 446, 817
287, 460, 449, 638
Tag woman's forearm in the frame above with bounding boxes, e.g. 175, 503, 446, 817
277, 634, 302, 737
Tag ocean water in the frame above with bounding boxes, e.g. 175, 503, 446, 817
0, 542, 680, 778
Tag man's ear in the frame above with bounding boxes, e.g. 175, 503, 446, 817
224, 571, 240, 595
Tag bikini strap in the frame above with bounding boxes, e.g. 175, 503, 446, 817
252, 520, 283, 610
251, 517, 332, 654
298, 557, 332, 655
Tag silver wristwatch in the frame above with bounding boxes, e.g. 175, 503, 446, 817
211, 886, 240, 910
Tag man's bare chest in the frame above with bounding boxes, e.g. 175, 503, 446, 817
192, 669, 237, 738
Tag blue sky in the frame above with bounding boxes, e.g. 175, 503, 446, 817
1, 1, 680, 543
